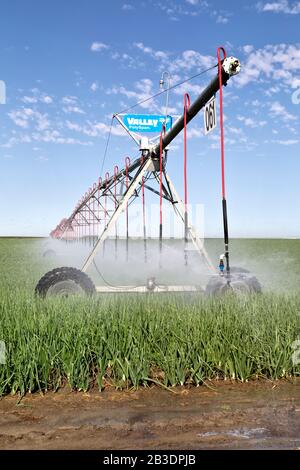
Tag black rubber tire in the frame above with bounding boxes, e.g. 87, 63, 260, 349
35, 267, 96, 298
42, 249, 56, 258
206, 268, 262, 296
206, 276, 229, 296
243, 275, 262, 293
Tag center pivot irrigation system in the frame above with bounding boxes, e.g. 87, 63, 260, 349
36, 47, 261, 297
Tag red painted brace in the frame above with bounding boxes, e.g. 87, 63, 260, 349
183, 93, 190, 215
104, 172, 109, 227
125, 156, 131, 239
159, 124, 166, 229
217, 46, 227, 200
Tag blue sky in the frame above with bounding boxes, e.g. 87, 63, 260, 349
0, 0, 299, 237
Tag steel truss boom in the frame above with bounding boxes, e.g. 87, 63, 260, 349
61, 57, 239, 232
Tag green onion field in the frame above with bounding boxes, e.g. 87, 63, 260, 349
0, 237, 300, 397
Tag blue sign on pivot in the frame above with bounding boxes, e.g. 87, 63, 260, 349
123, 114, 172, 133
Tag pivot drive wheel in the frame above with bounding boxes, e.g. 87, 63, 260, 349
206, 267, 262, 296
35, 267, 96, 298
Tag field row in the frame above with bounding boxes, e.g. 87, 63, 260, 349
1, 293, 300, 395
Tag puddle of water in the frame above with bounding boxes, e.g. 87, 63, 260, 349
198, 427, 268, 440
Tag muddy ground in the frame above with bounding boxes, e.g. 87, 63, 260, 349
0, 380, 300, 450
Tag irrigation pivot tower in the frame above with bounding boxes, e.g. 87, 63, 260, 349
36, 49, 261, 297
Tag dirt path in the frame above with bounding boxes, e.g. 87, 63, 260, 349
0, 380, 300, 450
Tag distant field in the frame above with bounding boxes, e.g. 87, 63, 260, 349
0, 237, 300, 396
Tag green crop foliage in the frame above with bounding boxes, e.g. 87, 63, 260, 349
0, 237, 300, 396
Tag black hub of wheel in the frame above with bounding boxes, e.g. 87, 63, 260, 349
146, 277, 156, 291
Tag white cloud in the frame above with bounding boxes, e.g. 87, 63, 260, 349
36, 113, 50, 130
65, 119, 125, 137
19, 134, 32, 143
269, 101, 297, 120
122, 3, 134, 10
21, 93, 53, 104
31, 130, 92, 146
236, 44, 300, 88
1, 137, 18, 148
173, 81, 204, 96
133, 42, 169, 61
21, 96, 38, 104
36, 155, 49, 161
227, 126, 244, 135
187, 127, 203, 138
274, 139, 299, 144
209, 135, 238, 149
237, 115, 267, 128
216, 15, 228, 23
62, 96, 78, 105
62, 105, 85, 114
157, 0, 222, 22
107, 78, 160, 111
2, 127, 91, 147
265, 85, 281, 96
257, 0, 300, 14
90, 42, 109, 52
65, 121, 82, 132
243, 45, 254, 54
41, 95, 53, 104
168, 49, 215, 73
211, 9, 231, 24
111, 51, 140, 69
8, 110, 29, 128
8, 107, 50, 130
90, 82, 98, 92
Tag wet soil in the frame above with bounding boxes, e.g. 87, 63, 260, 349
0, 380, 300, 450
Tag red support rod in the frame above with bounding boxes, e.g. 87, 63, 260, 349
142, 176, 146, 234
89, 187, 92, 243
81, 197, 84, 240
125, 157, 130, 239
217, 46, 226, 200
183, 93, 190, 243
114, 165, 119, 209
114, 165, 119, 250
183, 93, 190, 211
98, 177, 102, 235
217, 46, 230, 275
142, 175, 147, 262
85, 191, 88, 242
79, 199, 82, 240
93, 182, 97, 240
141, 155, 145, 228
159, 125, 166, 241
105, 172, 109, 227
